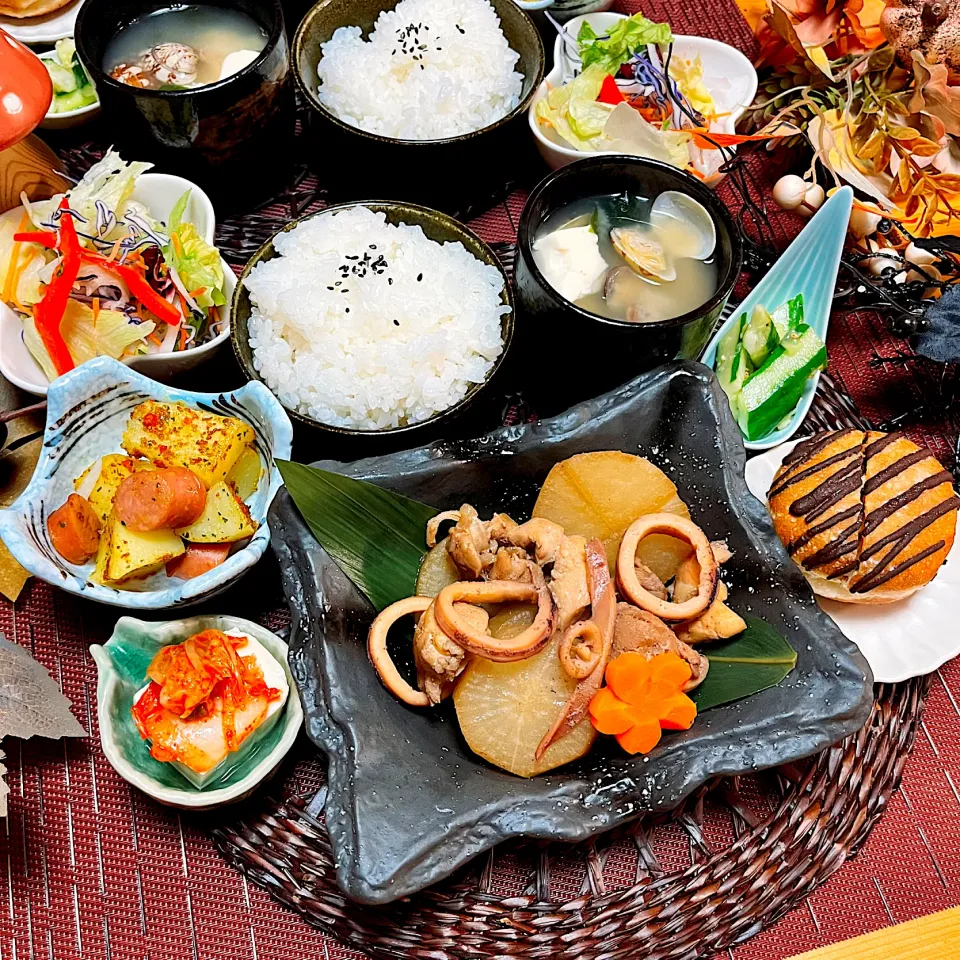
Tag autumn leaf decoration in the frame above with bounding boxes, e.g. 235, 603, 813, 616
0, 631, 87, 816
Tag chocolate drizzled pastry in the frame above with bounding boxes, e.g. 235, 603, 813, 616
769, 430, 959, 604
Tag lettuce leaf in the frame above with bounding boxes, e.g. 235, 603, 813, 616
28, 150, 155, 240
23, 301, 154, 381
162, 190, 226, 309
670, 54, 715, 117
0, 209, 49, 307
578, 14, 673, 76
535, 65, 616, 150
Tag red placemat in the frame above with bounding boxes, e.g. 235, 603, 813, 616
3, 2, 960, 959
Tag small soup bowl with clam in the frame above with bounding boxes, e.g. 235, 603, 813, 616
515, 155, 741, 412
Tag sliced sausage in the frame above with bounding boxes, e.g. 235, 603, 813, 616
48, 494, 101, 564
166, 542, 231, 580
114, 467, 206, 532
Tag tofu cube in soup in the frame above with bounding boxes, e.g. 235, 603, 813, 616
177, 481, 258, 543
122, 401, 255, 488
99, 514, 185, 584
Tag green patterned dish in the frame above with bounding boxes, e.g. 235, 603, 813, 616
91, 615, 302, 810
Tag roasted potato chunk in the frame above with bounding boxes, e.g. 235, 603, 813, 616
176, 481, 257, 543
75, 454, 154, 524
99, 514, 185, 584
122, 401, 254, 488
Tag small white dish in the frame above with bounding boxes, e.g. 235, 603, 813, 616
0, 355, 293, 610
702, 186, 853, 451
528, 11, 758, 183
91, 614, 303, 809
0, 172, 231, 397
38, 49, 100, 130
745, 439, 960, 683
0, 0, 79, 44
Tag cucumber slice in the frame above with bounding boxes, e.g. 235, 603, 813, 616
45, 60, 78, 94
54, 87, 94, 113
770, 294, 804, 339
736, 326, 827, 440
715, 312, 750, 403
742, 305, 779, 367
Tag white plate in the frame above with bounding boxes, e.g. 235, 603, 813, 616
745, 440, 960, 683
0, 0, 79, 44
0, 172, 232, 396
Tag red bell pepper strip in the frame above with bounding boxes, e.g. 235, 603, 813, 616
31, 203, 80, 377
597, 74, 625, 105
79, 251, 182, 327
13, 231, 57, 249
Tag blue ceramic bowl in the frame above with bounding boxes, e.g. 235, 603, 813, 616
0, 357, 293, 609
91, 615, 303, 809
701, 186, 853, 451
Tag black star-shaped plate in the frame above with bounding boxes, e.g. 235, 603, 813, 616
270, 362, 873, 904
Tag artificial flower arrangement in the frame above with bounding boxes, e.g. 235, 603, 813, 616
740, 0, 960, 309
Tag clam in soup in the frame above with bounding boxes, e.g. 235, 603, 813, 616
532, 191, 718, 323
104, 5, 268, 90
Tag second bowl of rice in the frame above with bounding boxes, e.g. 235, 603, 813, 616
293, 0, 544, 214
231, 201, 515, 450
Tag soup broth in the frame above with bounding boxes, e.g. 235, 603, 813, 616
532, 192, 719, 323
104, 5, 268, 91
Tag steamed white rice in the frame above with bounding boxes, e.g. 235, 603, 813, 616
243, 206, 508, 430
316, 0, 523, 140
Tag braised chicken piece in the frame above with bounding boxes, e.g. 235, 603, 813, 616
633, 558, 668, 601
501, 517, 566, 566
413, 602, 488, 705
612, 603, 708, 692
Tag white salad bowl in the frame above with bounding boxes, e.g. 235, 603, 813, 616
91, 614, 303, 809
529, 11, 758, 182
38, 50, 100, 130
0, 172, 231, 397
0, 356, 293, 610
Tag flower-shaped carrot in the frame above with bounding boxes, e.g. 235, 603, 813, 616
588, 651, 697, 755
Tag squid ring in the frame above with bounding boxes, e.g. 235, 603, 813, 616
558, 620, 604, 679
617, 514, 718, 621
367, 596, 433, 707
426, 510, 461, 548
435, 578, 555, 662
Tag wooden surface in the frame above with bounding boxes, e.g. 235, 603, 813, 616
788, 907, 960, 959
0, 134, 70, 213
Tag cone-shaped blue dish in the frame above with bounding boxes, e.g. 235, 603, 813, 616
702, 186, 853, 451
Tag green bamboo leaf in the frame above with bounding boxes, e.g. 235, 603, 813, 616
278, 463, 797, 713
693, 616, 798, 712
277, 460, 436, 612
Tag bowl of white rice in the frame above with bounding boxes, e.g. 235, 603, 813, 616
293, 0, 544, 212
232, 201, 514, 444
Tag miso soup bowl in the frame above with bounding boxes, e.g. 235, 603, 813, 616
515, 156, 742, 414
293, 0, 545, 216
75, 0, 297, 210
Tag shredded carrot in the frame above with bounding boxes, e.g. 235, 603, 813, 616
147, 332, 163, 347
588, 651, 697, 755
3, 213, 29, 305
172, 234, 183, 257
178, 325, 188, 350
188, 286, 206, 299
108, 237, 123, 261
92, 297, 100, 327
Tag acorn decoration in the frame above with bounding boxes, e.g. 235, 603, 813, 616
881, 0, 960, 72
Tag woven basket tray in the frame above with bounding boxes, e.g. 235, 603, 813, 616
211, 373, 927, 960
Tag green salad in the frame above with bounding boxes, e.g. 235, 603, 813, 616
43, 40, 97, 114
714, 295, 827, 441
